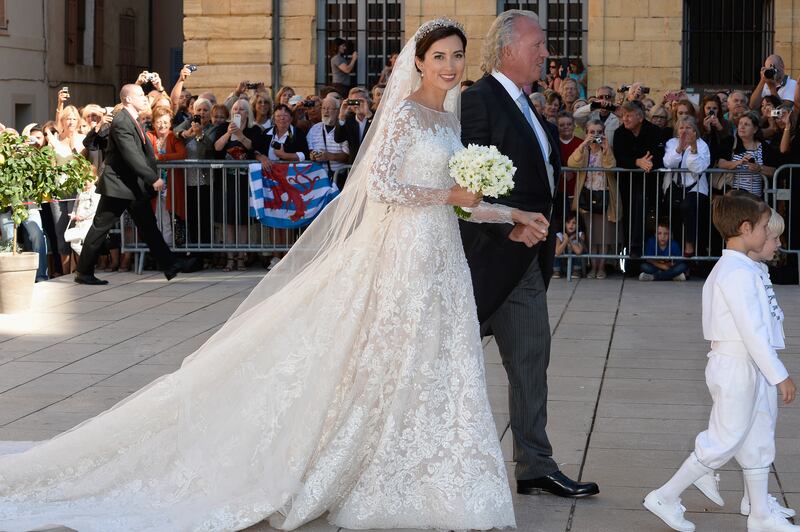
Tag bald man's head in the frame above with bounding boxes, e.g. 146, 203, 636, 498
120, 84, 148, 112
765, 54, 786, 80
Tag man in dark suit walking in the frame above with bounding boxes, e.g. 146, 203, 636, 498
460, 10, 599, 498
75, 84, 182, 285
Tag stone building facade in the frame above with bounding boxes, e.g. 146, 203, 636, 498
186, 0, 798, 103
0, 0, 182, 129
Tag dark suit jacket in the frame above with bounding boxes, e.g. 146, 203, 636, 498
97, 109, 158, 201
460, 75, 562, 322
333, 114, 372, 163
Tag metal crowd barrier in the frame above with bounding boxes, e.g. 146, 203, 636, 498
553, 167, 771, 281
121, 160, 350, 274
771, 164, 800, 280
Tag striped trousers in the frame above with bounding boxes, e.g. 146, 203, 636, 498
482, 257, 559, 480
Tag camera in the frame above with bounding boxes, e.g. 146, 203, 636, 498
593, 136, 603, 144
192, 114, 202, 124
302, 100, 316, 108
271, 140, 282, 150
590, 100, 617, 112
187, 64, 198, 72
232, 114, 242, 128
245, 81, 260, 89
61, 86, 70, 99
764, 67, 776, 80
346, 98, 362, 106
619, 85, 650, 95
771, 108, 783, 118
105, 106, 115, 115
706, 109, 716, 117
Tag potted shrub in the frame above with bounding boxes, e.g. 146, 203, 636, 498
0, 131, 91, 313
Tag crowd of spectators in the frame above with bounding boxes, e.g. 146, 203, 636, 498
541, 53, 800, 281
1, 48, 799, 282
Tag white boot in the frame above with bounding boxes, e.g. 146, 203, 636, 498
693, 471, 725, 506
745, 468, 800, 531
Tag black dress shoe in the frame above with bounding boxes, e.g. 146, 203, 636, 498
74, 273, 109, 285
517, 470, 599, 498
164, 261, 182, 281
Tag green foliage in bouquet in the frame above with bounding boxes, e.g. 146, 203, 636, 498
0, 131, 91, 253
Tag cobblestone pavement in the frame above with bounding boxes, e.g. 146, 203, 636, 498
1, 269, 798, 532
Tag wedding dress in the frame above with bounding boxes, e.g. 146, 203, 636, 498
0, 21, 517, 532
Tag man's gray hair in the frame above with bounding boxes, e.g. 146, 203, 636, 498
529, 92, 546, 107
481, 9, 540, 74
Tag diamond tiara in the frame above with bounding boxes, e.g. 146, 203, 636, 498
414, 18, 465, 42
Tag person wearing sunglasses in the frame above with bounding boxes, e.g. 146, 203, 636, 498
574, 85, 622, 145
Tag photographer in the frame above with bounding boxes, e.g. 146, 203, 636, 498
749, 54, 797, 110
308, 95, 350, 183
334, 87, 373, 164
254, 104, 309, 167
697, 95, 730, 165
330, 38, 357, 96
292, 95, 322, 136
170, 64, 196, 125
224, 80, 266, 111
718, 111, 778, 198
569, 119, 620, 279
173, 97, 217, 246
574, 86, 621, 145
758, 94, 784, 143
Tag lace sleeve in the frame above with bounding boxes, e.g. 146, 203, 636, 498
367, 103, 451, 206
468, 201, 514, 224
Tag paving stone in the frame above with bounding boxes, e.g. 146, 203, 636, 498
0, 270, 795, 532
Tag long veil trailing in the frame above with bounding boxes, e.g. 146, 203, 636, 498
0, 18, 514, 532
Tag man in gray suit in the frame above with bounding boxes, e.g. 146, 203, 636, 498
75, 84, 181, 285
460, 10, 599, 498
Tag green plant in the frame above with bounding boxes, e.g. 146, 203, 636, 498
0, 132, 92, 254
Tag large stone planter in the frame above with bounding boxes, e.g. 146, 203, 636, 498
0, 252, 39, 314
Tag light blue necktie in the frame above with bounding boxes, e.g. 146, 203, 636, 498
516, 93, 555, 195
516, 93, 536, 131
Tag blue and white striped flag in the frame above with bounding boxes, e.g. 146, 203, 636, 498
248, 162, 339, 229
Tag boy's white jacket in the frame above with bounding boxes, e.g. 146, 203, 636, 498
702, 249, 789, 386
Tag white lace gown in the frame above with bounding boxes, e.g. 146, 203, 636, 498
0, 100, 516, 531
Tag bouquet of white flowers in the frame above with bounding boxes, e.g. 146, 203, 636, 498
448, 143, 516, 220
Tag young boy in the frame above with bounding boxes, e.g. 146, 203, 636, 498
639, 220, 689, 281
691, 209, 795, 521
643, 191, 798, 532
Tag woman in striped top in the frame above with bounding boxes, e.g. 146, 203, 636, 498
717, 112, 778, 197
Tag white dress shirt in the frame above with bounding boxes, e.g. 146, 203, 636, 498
662, 137, 711, 195
492, 71, 555, 193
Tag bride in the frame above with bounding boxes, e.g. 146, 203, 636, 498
0, 19, 546, 531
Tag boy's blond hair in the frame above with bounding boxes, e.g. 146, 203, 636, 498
767, 208, 785, 236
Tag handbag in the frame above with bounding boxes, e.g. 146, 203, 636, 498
712, 135, 737, 190
63, 218, 82, 243
578, 187, 609, 213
